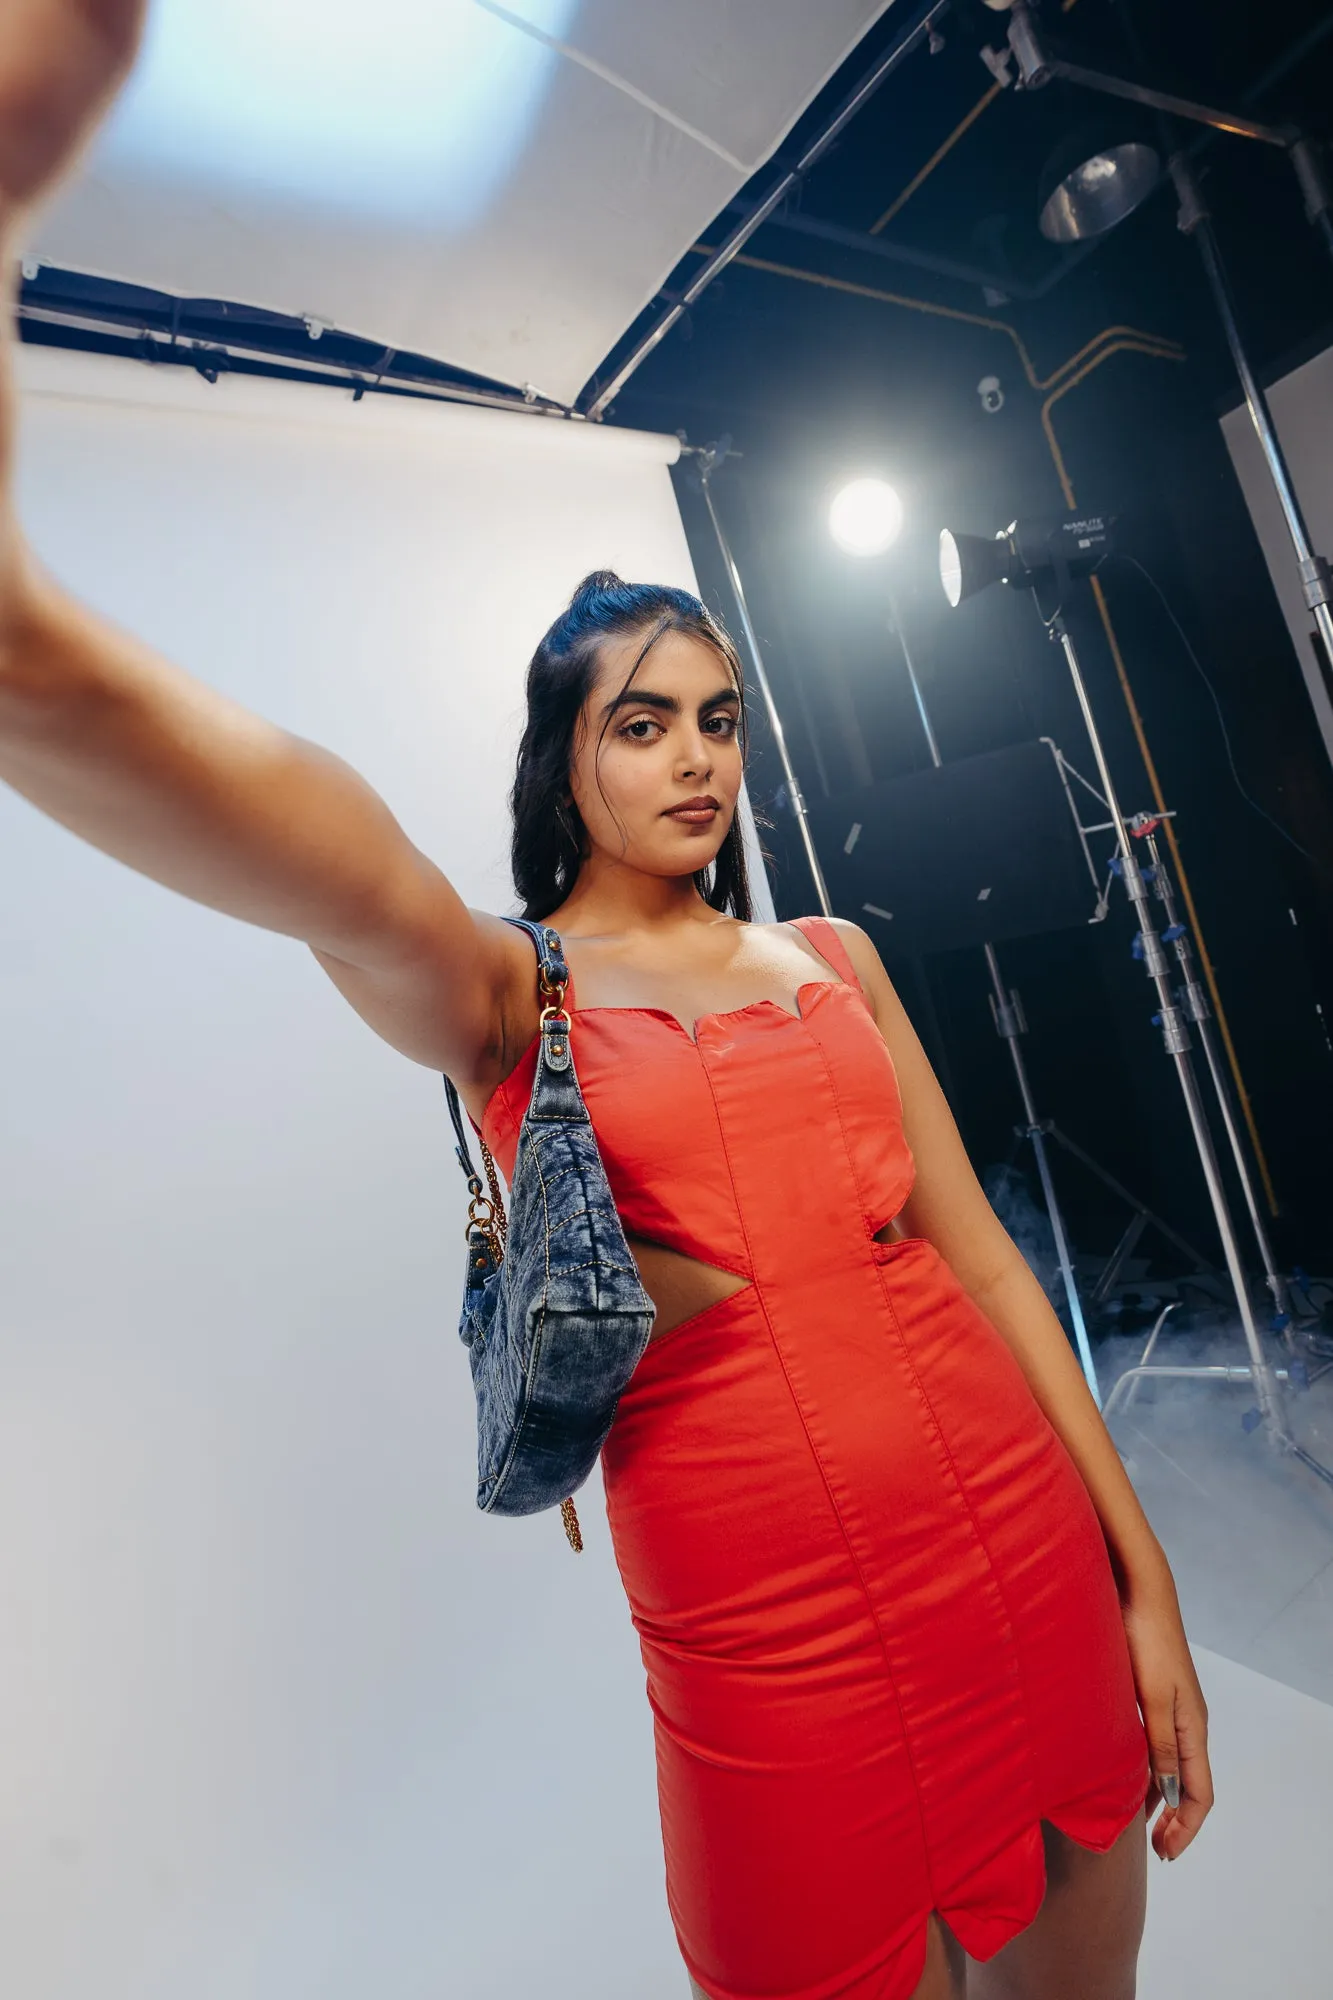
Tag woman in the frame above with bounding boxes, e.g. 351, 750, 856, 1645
0, 9, 1211, 1999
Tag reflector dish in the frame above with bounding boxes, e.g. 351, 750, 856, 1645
1038, 136, 1161, 243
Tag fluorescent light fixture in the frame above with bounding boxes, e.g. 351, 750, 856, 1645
829, 477, 904, 557
91, 0, 576, 228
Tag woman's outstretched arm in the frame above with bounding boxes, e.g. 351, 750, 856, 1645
0, 0, 522, 1084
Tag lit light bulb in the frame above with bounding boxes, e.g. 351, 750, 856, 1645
829, 477, 904, 557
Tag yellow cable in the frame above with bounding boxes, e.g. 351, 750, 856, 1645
690, 245, 1181, 393
867, 0, 1082, 231
870, 83, 1003, 234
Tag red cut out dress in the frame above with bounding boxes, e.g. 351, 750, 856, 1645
481, 915, 1149, 2000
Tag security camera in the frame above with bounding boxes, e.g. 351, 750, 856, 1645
978, 374, 1005, 414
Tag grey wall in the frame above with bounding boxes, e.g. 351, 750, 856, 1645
1221, 343, 1333, 773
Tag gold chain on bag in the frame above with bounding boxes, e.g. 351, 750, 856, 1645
468, 1133, 508, 1262
468, 958, 584, 1554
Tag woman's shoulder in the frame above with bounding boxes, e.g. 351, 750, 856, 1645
781, 914, 890, 1017
770, 911, 879, 960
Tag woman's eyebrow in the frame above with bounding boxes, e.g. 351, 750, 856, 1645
601, 687, 679, 718
600, 684, 741, 719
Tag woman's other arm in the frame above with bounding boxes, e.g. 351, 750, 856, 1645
832, 917, 1173, 1602
0, 1, 522, 1084
838, 914, 1213, 1862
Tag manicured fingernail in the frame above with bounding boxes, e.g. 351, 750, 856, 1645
1160, 1774, 1180, 1808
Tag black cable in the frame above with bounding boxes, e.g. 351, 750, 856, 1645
1109, 552, 1319, 867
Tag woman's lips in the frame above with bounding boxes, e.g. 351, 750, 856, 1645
665, 804, 719, 823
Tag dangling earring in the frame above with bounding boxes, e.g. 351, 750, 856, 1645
556, 794, 580, 851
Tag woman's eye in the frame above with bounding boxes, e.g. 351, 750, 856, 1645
621, 716, 663, 741
705, 713, 738, 737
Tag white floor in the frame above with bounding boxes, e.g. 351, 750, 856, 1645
1135, 1645, 1332, 1999
1099, 1319, 1333, 1998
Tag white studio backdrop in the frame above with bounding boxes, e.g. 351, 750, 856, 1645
0, 346, 772, 2000
1221, 344, 1333, 772
29, 0, 894, 404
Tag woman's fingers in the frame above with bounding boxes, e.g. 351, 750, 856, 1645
0, 0, 146, 219
1147, 1684, 1214, 1861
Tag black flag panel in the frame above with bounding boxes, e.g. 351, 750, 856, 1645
805, 740, 1097, 957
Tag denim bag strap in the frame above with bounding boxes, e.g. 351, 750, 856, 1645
442, 915, 567, 1193
440, 918, 654, 1553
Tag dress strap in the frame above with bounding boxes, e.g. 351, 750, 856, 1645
786, 915, 865, 996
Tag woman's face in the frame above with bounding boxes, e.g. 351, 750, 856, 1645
568, 625, 744, 882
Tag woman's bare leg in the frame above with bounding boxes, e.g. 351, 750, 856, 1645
686, 1914, 967, 2000
968, 1807, 1149, 2000
912, 1915, 969, 1999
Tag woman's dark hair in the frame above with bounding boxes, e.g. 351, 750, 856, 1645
511, 570, 755, 922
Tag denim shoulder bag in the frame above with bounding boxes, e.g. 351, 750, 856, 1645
442, 917, 656, 1551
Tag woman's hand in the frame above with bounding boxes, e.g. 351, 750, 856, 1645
0, 2, 147, 520
0, 0, 145, 224
1119, 1570, 1214, 1861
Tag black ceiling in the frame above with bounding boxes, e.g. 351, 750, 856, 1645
594, 0, 1333, 421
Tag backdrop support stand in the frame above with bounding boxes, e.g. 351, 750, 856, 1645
695, 451, 833, 917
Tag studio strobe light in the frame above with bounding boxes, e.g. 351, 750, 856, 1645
828, 477, 904, 557
939, 514, 1114, 608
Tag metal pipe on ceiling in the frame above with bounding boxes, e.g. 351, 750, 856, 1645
17, 305, 582, 421
578, 0, 952, 421
737, 204, 1076, 301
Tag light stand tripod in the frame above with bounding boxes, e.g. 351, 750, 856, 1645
941, 512, 1330, 1485
1045, 602, 1332, 1489
1126, 811, 1296, 1349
